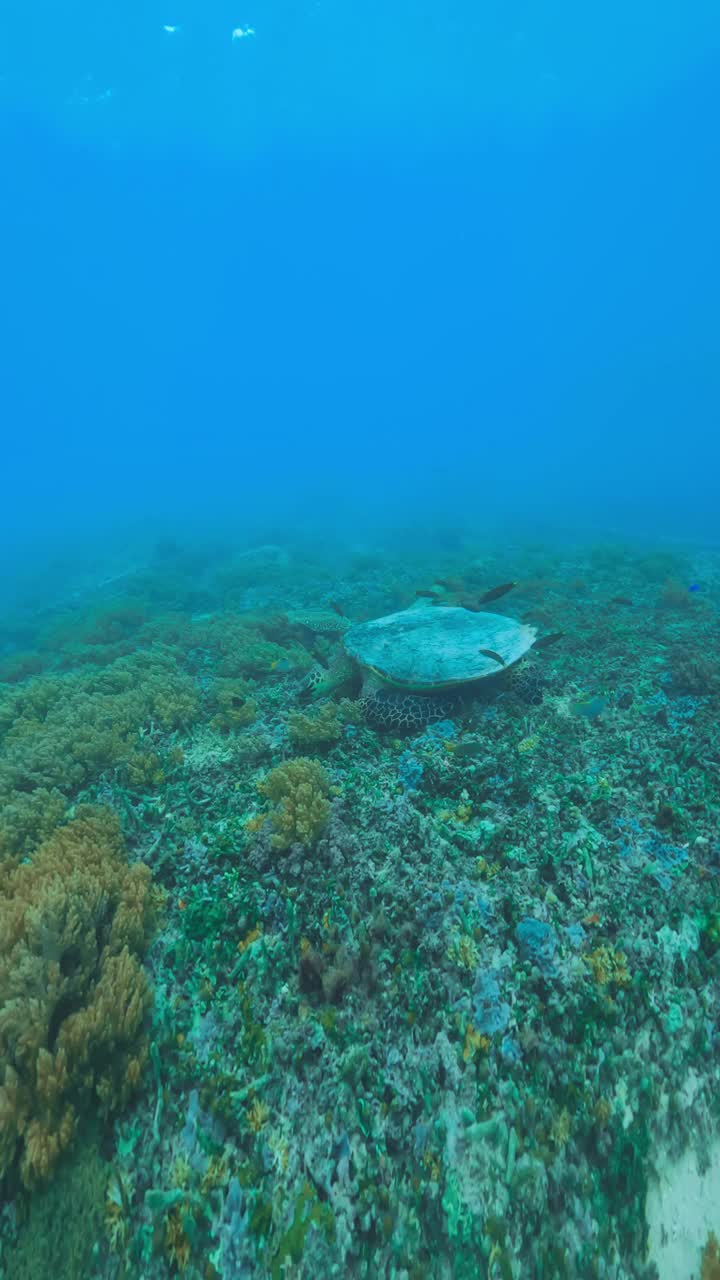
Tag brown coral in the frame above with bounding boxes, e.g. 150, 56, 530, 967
258, 758, 331, 850
0, 808, 154, 1188
702, 1232, 720, 1280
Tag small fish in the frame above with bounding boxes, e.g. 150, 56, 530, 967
416, 588, 440, 599
270, 657, 292, 673
609, 596, 633, 606
477, 581, 518, 605
329, 600, 345, 617
533, 631, 564, 650
479, 648, 506, 666
583, 912, 602, 926
689, 583, 701, 593
434, 576, 465, 592
572, 695, 606, 720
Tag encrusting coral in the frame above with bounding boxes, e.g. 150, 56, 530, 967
0, 808, 155, 1189
258, 758, 331, 849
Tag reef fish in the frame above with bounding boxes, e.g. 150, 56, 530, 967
478, 648, 506, 666
533, 631, 564, 650
477, 581, 518, 605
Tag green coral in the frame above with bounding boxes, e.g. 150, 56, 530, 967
270, 1180, 336, 1278
287, 698, 359, 748
0, 1138, 108, 1279
208, 679, 258, 732
188, 617, 303, 677
0, 787, 67, 859
0, 651, 45, 683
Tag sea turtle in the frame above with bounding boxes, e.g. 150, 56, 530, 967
302, 602, 537, 730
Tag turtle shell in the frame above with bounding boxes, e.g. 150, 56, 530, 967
342, 606, 536, 691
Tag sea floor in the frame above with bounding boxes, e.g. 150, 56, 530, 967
1, 531, 719, 1279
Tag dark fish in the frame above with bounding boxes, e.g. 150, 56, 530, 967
533, 631, 564, 650
609, 595, 633, 606
416, 589, 440, 599
479, 648, 506, 666
329, 600, 345, 616
435, 576, 465, 592
477, 581, 518, 605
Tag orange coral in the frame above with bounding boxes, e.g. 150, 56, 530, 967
0, 808, 154, 1188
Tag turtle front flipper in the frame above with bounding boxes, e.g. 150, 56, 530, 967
299, 649, 357, 701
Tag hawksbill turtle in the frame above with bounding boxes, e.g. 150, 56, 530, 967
301, 602, 536, 730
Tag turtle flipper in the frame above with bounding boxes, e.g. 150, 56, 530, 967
299, 650, 356, 701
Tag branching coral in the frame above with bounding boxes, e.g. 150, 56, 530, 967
0, 808, 155, 1188
0, 787, 67, 861
258, 758, 331, 849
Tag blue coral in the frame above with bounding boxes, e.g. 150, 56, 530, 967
398, 751, 424, 791
472, 970, 511, 1036
516, 918, 557, 975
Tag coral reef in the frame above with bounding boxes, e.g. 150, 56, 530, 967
0, 809, 154, 1189
2, 532, 720, 1279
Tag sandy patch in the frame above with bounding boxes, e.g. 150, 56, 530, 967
646, 1136, 720, 1279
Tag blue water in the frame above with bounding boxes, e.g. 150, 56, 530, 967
2, 3, 719, 545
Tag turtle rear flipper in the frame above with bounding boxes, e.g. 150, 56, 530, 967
360, 685, 464, 732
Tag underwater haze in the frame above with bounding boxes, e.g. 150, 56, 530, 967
3, 4, 720, 1280
2, 0, 720, 554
